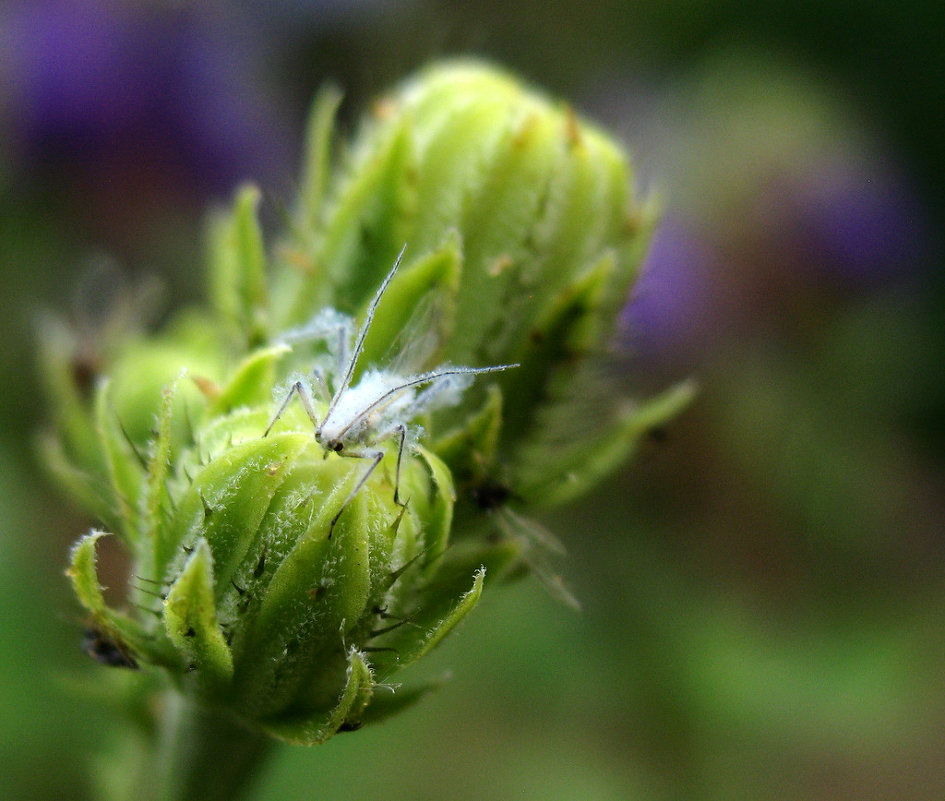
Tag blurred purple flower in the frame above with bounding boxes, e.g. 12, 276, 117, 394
3, 0, 292, 199
622, 215, 716, 368
785, 156, 925, 286
592, 58, 932, 373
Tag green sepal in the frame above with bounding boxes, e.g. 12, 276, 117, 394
247, 457, 364, 642
144, 376, 179, 562
299, 84, 343, 231
67, 530, 112, 616
403, 76, 533, 257
371, 567, 484, 677
67, 531, 175, 667
164, 539, 235, 693
157, 433, 309, 595
263, 648, 374, 745
409, 565, 484, 664
526, 110, 630, 293
35, 314, 104, 476
444, 108, 569, 364
230, 458, 371, 718
433, 383, 503, 478
286, 115, 417, 321
575, 377, 698, 492
372, 448, 455, 613
357, 232, 462, 372
551, 250, 616, 351
205, 344, 290, 416
103, 318, 227, 454
319, 489, 374, 631
207, 183, 269, 347
503, 250, 615, 443
94, 379, 146, 544
411, 446, 456, 577
517, 378, 698, 507
37, 432, 119, 533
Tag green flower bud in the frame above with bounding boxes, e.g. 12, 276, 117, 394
42, 62, 693, 762
45, 202, 493, 748
61, 337, 486, 744
270, 62, 693, 510
268, 60, 694, 597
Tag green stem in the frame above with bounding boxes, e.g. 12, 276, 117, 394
145, 689, 275, 801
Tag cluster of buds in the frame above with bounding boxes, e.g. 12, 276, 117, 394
41, 62, 692, 745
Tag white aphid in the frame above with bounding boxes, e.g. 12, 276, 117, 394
266, 245, 517, 533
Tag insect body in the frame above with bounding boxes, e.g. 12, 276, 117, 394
472, 478, 581, 609
82, 625, 138, 669
266, 246, 517, 533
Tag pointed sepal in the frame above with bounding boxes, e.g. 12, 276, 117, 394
516, 377, 698, 506
207, 183, 269, 347
164, 539, 234, 694
94, 379, 146, 544
66, 530, 173, 667
205, 344, 290, 416
370, 567, 484, 678
299, 85, 343, 231
263, 648, 374, 745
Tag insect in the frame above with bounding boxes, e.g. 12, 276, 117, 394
82, 625, 138, 669
266, 245, 517, 533
473, 478, 581, 609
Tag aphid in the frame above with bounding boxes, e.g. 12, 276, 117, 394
266, 245, 517, 533
473, 478, 581, 609
82, 625, 138, 669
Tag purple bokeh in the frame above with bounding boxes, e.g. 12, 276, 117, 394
606, 71, 930, 370
3, 0, 293, 199
785, 156, 925, 286
622, 215, 716, 368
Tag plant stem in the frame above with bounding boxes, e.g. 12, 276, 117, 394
146, 689, 275, 801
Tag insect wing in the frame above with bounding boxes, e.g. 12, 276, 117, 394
377, 290, 448, 376
494, 508, 581, 609
275, 307, 355, 391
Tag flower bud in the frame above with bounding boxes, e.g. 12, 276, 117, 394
62, 342, 486, 743
269, 60, 694, 575
44, 62, 694, 741
44, 188, 490, 744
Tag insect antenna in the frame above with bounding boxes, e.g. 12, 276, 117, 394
323, 244, 408, 424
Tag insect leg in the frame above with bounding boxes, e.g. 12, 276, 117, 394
264, 380, 321, 437
393, 424, 407, 507
328, 449, 384, 538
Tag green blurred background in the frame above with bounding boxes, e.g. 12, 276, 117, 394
1, 1, 942, 799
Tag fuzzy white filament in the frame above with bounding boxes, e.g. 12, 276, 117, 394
266, 245, 517, 533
